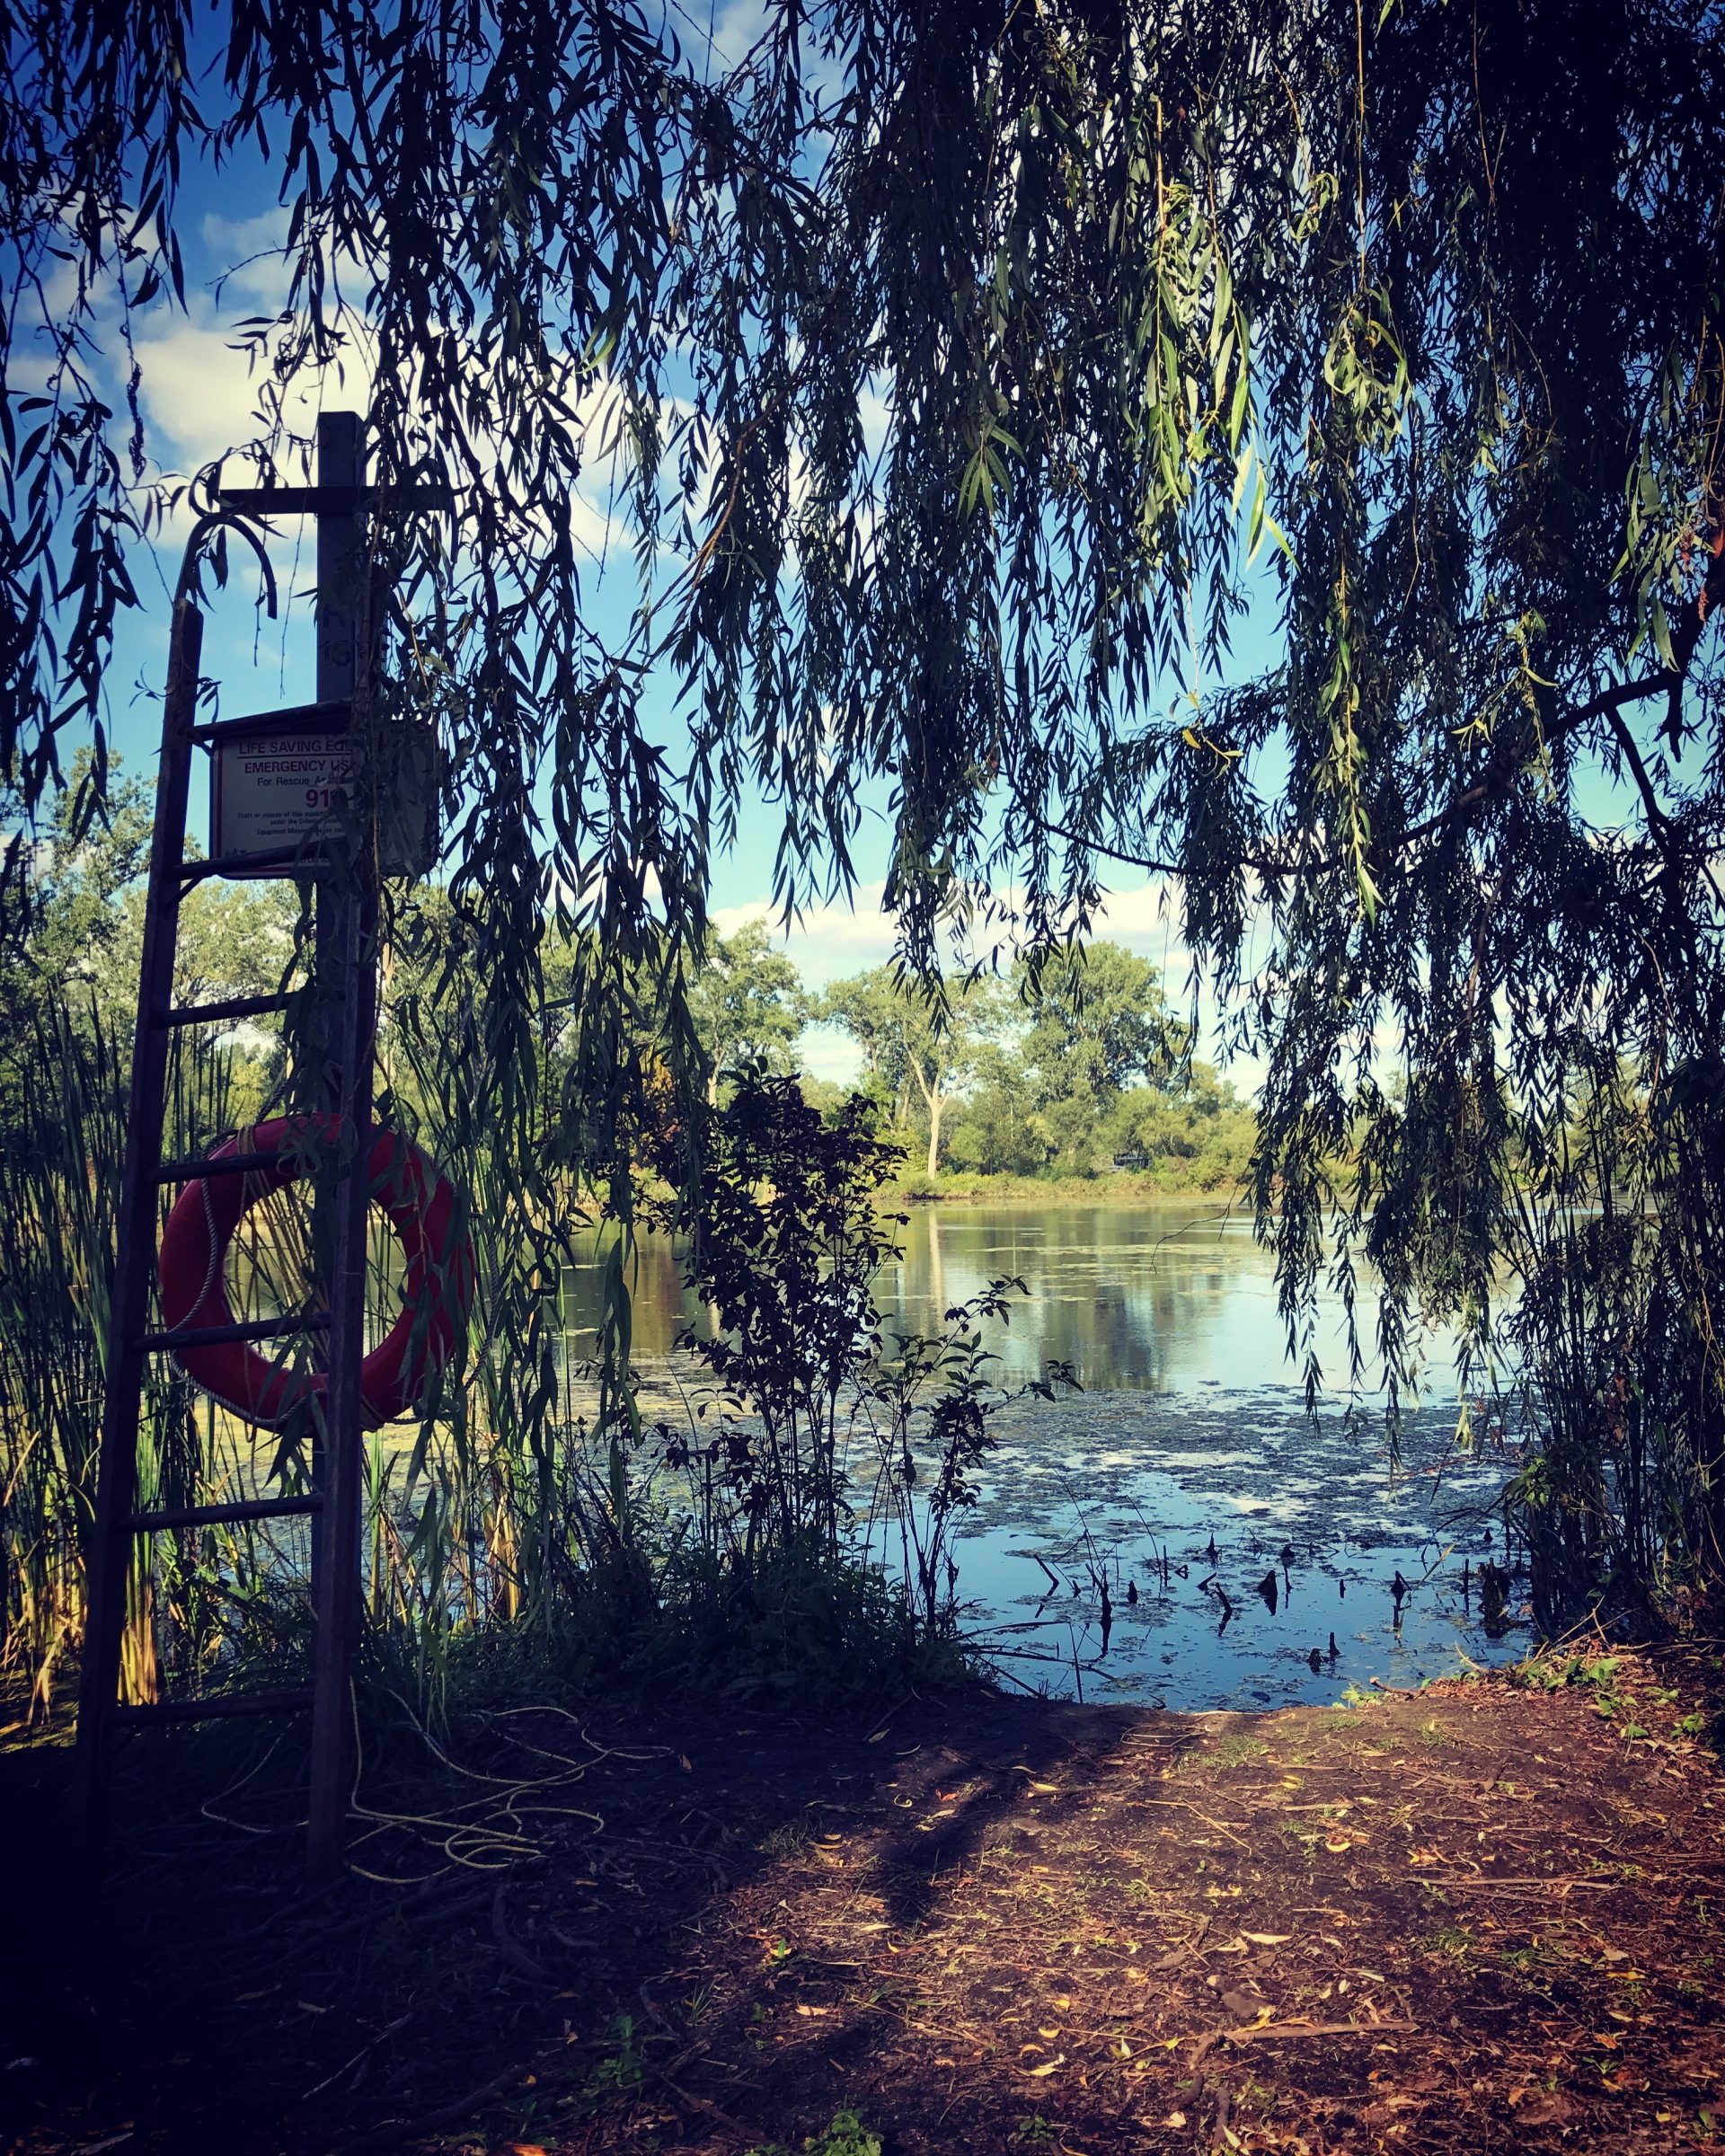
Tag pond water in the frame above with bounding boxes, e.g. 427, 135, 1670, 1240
564, 1201, 1535, 1710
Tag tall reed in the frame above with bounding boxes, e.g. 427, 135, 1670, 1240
0, 998, 268, 1709
1495, 1056, 1725, 1630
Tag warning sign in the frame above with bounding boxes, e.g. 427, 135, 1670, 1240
210, 723, 438, 878
212, 731, 356, 867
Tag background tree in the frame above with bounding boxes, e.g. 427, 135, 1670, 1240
2, 758, 298, 1122
686, 922, 810, 1103
941, 1035, 1045, 1178
1015, 943, 1175, 1172
821, 968, 1005, 1178
939, 942, 1252, 1182
1098, 1062, 1255, 1193
0, 762, 152, 1077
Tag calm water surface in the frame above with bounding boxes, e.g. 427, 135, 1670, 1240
566, 1202, 1531, 1710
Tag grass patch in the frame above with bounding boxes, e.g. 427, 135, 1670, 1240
748, 2111, 883, 2156
1175, 1734, 1268, 1773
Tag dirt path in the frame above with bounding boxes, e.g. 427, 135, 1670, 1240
4, 1653, 1724, 2155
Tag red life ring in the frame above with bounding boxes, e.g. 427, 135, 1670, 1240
156, 1114, 473, 1428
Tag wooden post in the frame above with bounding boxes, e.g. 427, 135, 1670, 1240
307, 411, 358, 1594
73, 602, 204, 1847
306, 412, 375, 1880
312, 410, 363, 1056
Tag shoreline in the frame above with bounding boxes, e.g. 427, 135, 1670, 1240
888, 1171, 1250, 1208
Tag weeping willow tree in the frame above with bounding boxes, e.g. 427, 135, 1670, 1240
4, 0, 1725, 1622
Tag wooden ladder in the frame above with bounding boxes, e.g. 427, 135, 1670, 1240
74, 413, 383, 1879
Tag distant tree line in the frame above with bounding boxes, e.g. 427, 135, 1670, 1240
705, 925, 1252, 1190
3, 785, 1251, 1197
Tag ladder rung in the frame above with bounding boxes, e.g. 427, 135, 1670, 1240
108, 1687, 315, 1726
211, 482, 454, 514
128, 1495, 323, 1533
159, 990, 296, 1029
181, 845, 332, 886
156, 1148, 284, 1182
190, 700, 350, 746
137, 1312, 330, 1351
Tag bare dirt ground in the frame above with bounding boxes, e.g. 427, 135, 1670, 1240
4, 1649, 1725, 2156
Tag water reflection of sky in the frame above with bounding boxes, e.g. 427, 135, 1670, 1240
562, 1204, 1531, 1709
563, 1202, 1477, 1400
880, 1201, 1477, 1397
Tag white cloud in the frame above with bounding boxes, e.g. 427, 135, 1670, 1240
857, 381, 894, 455
795, 1020, 863, 1085
132, 309, 358, 476
704, 0, 773, 68
200, 208, 297, 308
1090, 877, 1182, 943
715, 875, 1195, 985
125, 306, 639, 573
711, 880, 898, 984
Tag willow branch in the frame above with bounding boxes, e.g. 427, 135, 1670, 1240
1047, 663, 1694, 887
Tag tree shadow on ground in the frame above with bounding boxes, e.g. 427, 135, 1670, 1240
7, 1659, 1725, 2156
0, 1690, 1136, 2156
